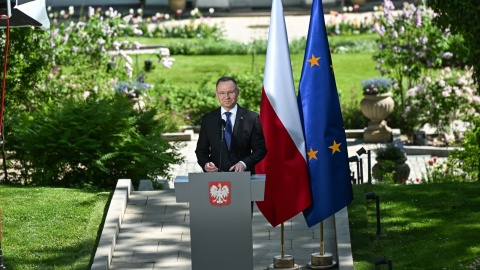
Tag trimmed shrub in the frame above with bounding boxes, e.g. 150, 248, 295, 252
5, 95, 183, 188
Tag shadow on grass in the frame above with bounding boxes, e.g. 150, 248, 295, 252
349, 182, 480, 270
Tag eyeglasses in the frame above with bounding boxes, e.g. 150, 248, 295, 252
216, 91, 237, 97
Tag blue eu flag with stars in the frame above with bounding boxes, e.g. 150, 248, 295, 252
297, 0, 353, 227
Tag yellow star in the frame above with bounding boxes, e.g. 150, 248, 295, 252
328, 140, 341, 155
307, 54, 320, 68
307, 147, 318, 160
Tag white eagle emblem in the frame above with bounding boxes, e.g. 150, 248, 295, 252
210, 183, 230, 205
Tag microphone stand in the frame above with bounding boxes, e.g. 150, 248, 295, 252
219, 119, 226, 172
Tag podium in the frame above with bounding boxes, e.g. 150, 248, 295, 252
175, 172, 265, 270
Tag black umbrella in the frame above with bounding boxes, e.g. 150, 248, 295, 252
0, 0, 50, 30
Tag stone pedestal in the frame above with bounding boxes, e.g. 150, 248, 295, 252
360, 93, 394, 143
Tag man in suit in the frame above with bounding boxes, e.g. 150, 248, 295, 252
195, 76, 267, 173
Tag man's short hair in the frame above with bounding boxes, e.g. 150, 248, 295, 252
216, 76, 238, 90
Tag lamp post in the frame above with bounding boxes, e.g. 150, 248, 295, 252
348, 147, 367, 184
365, 192, 385, 236
374, 256, 392, 270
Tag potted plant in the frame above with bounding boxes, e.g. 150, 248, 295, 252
360, 77, 395, 142
372, 143, 411, 183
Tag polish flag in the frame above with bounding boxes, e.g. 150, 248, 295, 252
255, 0, 312, 227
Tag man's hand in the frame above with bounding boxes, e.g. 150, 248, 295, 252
229, 162, 245, 172
205, 162, 219, 172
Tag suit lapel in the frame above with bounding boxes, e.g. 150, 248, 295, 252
233, 106, 245, 136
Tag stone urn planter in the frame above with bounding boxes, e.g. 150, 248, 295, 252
360, 93, 395, 143
169, 0, 186, 13
351, 0, 367, 5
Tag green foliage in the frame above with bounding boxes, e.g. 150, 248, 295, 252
449, 116, 480, 182
0, 186, 110, 269
375, 142, 406, 160
163, 36, 376, 56
231, 70, 264, 113
149, 20, 225, 40
0, 28, 50, 112
340, 93, 368, 129
423, 156, 467, 183
5, 96, 183, 188
427, 0, 480, 86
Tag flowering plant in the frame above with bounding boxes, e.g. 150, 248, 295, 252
157, 47, 175, 68
114, 81, 152, 98
361, 77, 392, 95
372, 0, 455, 108
404, 67, 479, 140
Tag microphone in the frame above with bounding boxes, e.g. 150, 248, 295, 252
219, 119, 226, 172
220, 119, 226, 143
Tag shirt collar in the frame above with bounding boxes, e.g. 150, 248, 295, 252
221, 104, 238, 116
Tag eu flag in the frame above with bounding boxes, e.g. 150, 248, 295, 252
298, 0, 353, 227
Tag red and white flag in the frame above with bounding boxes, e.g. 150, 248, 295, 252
255, 0, 312, 227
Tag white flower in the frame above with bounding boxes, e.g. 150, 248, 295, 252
88, 7, 95, 17
159, 47, 171, 57
137, 8, 143, 15
60, 10, 65, 16
209, 8, 215, 14
165, 14, 170, 20
473, 96, 480, 105
124, 63, 133, 71
160, 57, 175, 68
129, 8, 134, 14
132, 41, 141, 50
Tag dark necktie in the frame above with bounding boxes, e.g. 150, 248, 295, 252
224, 112, 233, 150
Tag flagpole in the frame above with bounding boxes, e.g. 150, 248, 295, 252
307, 220, 337, 269
281, 223, 285, 258
320, 222, 324, 256
268, 222, 299, 270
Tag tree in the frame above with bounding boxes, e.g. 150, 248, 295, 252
426, 0, 480, 86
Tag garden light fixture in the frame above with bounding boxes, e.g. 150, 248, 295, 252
374, 256, 392, 269
365, 192, 385, 236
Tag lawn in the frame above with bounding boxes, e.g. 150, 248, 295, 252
349, 182, 480, 270
133, 52, 378, 102
0, 186, 111, 269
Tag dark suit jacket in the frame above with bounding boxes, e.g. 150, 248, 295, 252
195, 105, 267, 173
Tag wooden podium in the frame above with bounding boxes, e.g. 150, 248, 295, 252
175, 172, 265, 270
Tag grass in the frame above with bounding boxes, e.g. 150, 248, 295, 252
134, 52, 378, 102
349, 182, 480, 270
1, 182, 479, 269
0, 186, 111, 269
